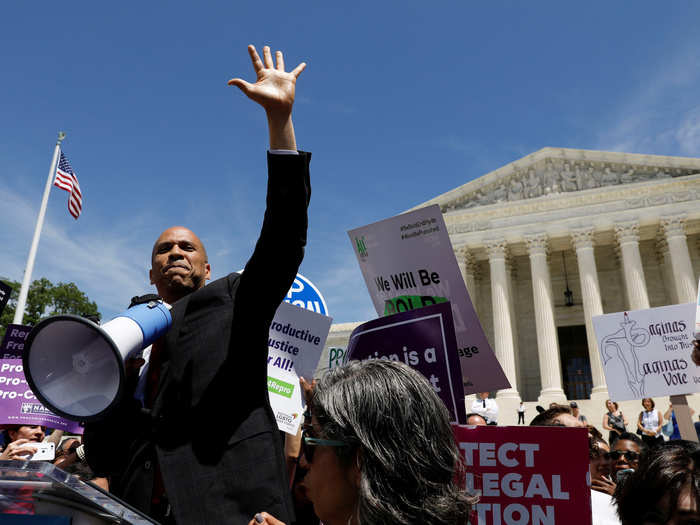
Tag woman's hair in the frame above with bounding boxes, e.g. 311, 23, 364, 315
529, 404, 571, 426
310, 359, 476, 524
606, 399, 619, 411
642, 397, 656, 409
614, 441, 700, 524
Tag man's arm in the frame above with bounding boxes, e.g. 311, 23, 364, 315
228, 45, 306, 151
227, 45, 311, 324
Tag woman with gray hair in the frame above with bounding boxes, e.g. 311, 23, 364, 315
250, 359, 475, 525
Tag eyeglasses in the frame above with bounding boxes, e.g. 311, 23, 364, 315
300, 429, 348, 463
605, 450, 640, 462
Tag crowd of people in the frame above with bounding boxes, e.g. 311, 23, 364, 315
2, 42, 700, 524
3, 390, 699, 524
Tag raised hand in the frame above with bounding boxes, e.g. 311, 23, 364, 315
591, 475, 616, 496
228, 45, 306, 118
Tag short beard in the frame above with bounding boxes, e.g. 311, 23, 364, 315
162, 274, 204, 303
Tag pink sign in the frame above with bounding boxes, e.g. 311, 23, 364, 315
454, 425, 591, 525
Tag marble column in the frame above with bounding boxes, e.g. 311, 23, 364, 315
485, 239, 520, 399
506, 256, 522, 390
614, 221, 650, 310
525, 233, 566, 402
458, 247, 479, 314
656, 237, 679, 305
570, 228, 608, 398
660, 215, 697, 304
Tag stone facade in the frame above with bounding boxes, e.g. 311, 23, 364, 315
321, 147, 700, 424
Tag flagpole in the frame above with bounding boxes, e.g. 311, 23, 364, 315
13, 132, 66, 324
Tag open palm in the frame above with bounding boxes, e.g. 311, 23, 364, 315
228, 45, 306, 115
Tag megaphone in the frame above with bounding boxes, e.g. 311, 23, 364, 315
22, 300, 172, 422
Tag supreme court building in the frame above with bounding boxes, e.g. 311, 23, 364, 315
323, 147, 700, 423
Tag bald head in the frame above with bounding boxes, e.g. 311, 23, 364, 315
150, 226, 211, 303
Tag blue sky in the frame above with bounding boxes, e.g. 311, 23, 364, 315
2, 2, 700, 324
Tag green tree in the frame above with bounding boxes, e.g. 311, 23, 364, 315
0, 278, 101, 340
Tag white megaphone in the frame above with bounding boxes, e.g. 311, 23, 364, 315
22, 300, 172, 422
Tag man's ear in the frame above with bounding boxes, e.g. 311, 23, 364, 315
205, 263, 211, 281
149, 268, 155, 285
7, 430, 18, 442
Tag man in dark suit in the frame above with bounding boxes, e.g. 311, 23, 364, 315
84, 44, 310, 524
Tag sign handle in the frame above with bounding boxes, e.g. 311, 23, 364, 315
670, 394, 699, 443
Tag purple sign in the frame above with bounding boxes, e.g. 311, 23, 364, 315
346, 302, 466, 424
0, 323, 31, 359
0, 359, 83, 433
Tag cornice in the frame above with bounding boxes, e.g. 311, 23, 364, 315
412, 148, 700, 214
444, 175, 700, 236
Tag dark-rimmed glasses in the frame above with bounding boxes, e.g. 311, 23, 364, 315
300, 429, 348, 463
605, 450, 640, 462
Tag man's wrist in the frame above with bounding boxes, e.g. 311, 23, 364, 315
267, 112, 296, 151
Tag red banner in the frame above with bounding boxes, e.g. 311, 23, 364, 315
454, 425, 591, 525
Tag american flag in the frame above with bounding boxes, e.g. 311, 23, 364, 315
53, 151, 82, 219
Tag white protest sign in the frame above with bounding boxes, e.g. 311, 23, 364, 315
267, 370, 305, 435
348, 205, 509, 393
592, 303, 700, 401
267, 301, 332, 434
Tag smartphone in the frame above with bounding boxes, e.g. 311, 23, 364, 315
616, 468, 634, 484
27, 442, 55, 461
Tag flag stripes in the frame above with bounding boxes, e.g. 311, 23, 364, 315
53, 151, 82, 219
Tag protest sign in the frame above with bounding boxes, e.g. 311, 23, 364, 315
267, 301, 332, 434
0, 323, 31, 359
0, 280, 11, 317
326, 346, 347, 371
454, 425, 591, 525
592, 303, 700, 401
0, 359, 83, 433
346, 302, 466, 423
348, 204, 509, 393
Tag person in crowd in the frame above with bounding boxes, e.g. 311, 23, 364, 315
529, 404, 586, 428
609, 432, 645, 483
83, 44, 310, 524
466, 413, 488, 426
665, 402, 696, 441
614, 440, 699, 524
0, 425, 45, 460
589, 435, 621, 524
590, 434, 612, 492
592, 431, 646, 499
602, 399, 628, 445
470, 391, 498, 425
638, 397, 665, 448
695, 415, 700, 441
249, 360, 476, 525
517, 402, 525, 424
570, 401, 587, 424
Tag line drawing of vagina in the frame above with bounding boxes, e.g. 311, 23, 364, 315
600, 312, 651, 398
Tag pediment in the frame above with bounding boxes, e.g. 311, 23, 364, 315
416, 148, 700, 213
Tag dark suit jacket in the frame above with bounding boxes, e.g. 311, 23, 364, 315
85, 152, 311, 524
